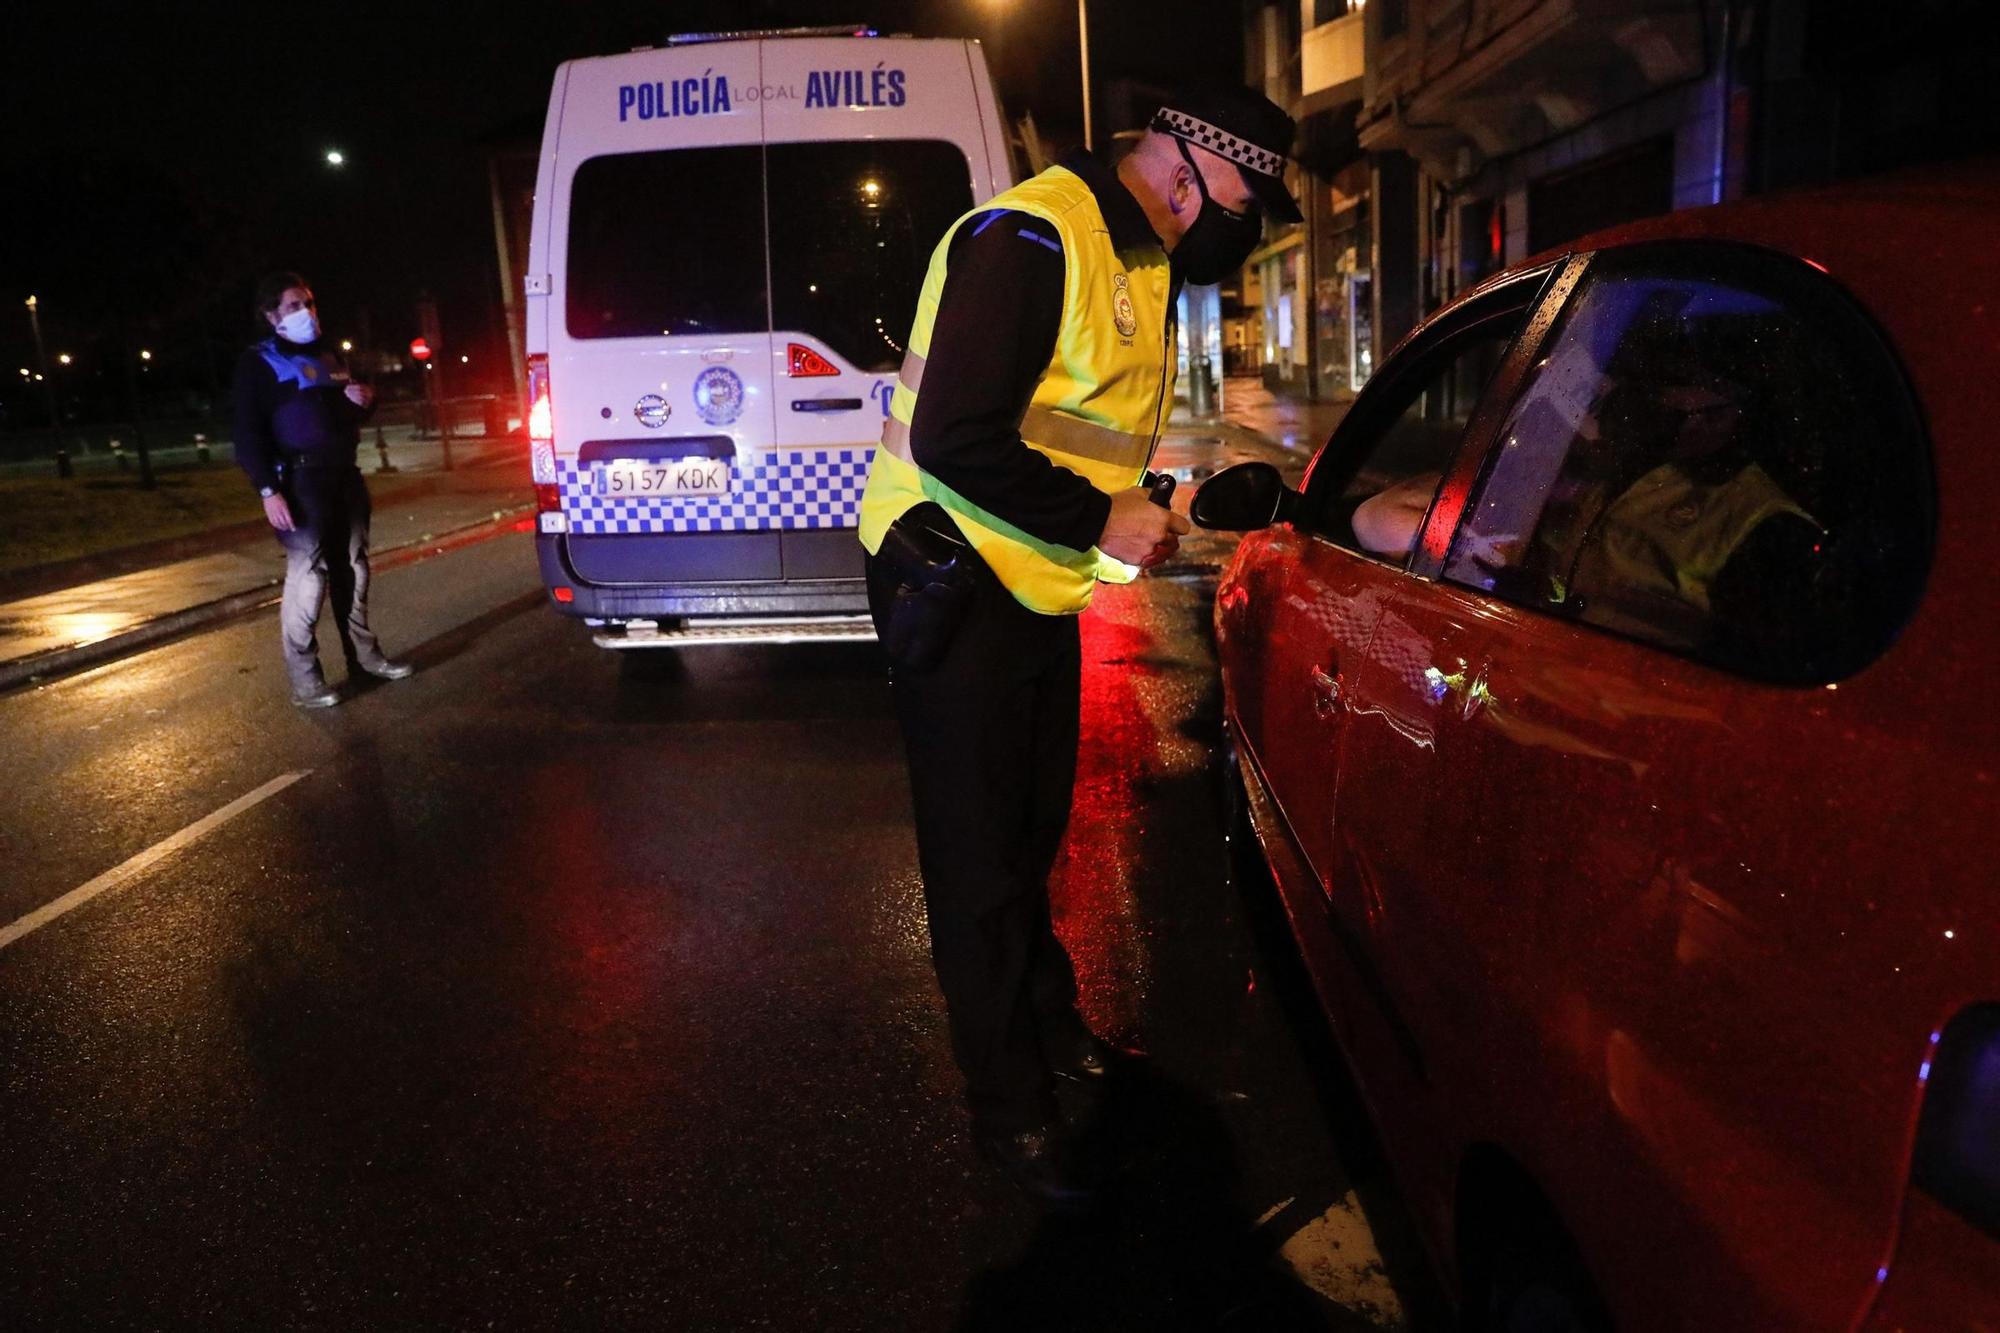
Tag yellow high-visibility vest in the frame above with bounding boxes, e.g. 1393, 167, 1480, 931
858, 164, 1176, 615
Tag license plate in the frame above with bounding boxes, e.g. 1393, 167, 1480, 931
590, 458, 732, 496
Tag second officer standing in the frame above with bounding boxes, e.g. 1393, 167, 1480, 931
233, 272, 413, 707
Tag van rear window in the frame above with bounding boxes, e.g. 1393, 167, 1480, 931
567, 147, 768, 339
767, 141, 975, 373
564, 140, 975, 361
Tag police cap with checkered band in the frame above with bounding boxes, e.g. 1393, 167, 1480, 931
1152, 86, 1303, 224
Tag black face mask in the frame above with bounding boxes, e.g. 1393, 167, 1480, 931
1170, 137, 1264, 285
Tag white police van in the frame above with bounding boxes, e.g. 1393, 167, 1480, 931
523, 27, 1016, 649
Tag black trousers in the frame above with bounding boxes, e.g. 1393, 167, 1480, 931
867, 551, 1093, 1133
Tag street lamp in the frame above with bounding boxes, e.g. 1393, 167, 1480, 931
25, 296, 67, 470
139, 349, 152, 361
325, 149, 346, 167
1078, 0, 1093, 152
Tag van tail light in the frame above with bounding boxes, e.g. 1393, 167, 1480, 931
526, 354, 559, 514
787, 342, 839, 377
527, 354, 555, 442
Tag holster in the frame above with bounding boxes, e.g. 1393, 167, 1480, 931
876, 502, 979, 672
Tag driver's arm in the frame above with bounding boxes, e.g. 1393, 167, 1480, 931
1352, 471, 1442, 556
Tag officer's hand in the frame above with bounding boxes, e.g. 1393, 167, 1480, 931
1139, 532, 1182, 570
1099, 486, 1191, 567
344, 383, 375, 409
263, 493, 295, 532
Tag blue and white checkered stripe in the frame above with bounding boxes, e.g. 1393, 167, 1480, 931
559, 448, 873, 534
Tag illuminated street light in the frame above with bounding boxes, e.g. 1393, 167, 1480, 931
340, 339, 354, 352
459, 354, 469, 364
139, 349, 152, 361
325, 149, 346, 167
57, 352, 72, 366
16, 367, 27, 377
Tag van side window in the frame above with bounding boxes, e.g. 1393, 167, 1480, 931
567, 147, 768, 339
1443, 246, 1933, 682
1312, 316, 1520, 566
767, 141, 976, 374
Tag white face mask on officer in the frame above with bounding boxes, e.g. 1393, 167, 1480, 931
276, 306, 320, 344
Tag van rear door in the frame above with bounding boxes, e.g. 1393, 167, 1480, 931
547, 46, 776, 552
758, 40, 1008, 460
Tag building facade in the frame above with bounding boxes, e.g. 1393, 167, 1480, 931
1238, 0, 1996, 403
1238, 1, 1371, 402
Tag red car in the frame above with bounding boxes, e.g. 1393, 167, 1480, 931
1197, 162, 2000, 1331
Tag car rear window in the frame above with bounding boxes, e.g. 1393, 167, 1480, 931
566, 146, 768, 339
1444, 243, 1934, 682
767, 140, 975, 373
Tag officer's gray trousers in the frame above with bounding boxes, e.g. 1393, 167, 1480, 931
275, 464, 384, 689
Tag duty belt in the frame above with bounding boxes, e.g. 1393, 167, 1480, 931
279, 452, 354, 470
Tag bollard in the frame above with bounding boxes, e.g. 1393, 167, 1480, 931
55, 448, 72, 479
375, 424, 397, 473
111, 439, 128, 471
194, 432, 210, 464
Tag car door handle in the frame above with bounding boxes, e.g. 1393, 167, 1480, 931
1310, 665, 1343, 719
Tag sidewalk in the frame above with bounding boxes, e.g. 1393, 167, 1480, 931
0, 449, 533, 689
1213, 375, 1348, 458
1151, 375, 1350, 488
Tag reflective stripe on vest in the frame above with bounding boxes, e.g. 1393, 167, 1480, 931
878, 404, 1150, 474
257, 338, 337, 390
858, 166, 1176, 615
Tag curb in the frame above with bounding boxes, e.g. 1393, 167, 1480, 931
0, 505, 535, 694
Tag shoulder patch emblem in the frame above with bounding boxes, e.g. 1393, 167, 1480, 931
1112, 272, 1137, 338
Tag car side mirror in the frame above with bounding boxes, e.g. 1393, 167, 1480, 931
1190, 461, 1301, 532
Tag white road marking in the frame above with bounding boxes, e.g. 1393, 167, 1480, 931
1268, 1190, 1409, 1330
0, 770, 311, 952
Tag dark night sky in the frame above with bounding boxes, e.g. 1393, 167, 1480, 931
1, 0, 1244, 414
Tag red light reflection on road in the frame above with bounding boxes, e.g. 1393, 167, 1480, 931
508, 761, 663, 1129
1051, 589, 1165, 1042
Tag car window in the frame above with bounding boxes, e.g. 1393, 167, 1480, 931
1312, 315, 1521, 564
1443, 245, 1933, 682
767, 140, 975, 374
567, 147, 768, 339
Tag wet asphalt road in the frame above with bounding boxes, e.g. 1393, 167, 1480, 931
0, 436, 1442, 1331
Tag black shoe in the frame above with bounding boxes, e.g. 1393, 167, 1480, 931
1050, 1033, 1137, 1084
974, 1125, 1098, 1207
352, 657, 415, 681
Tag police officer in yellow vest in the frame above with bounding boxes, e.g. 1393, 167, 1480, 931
858, 87, 1302, 1203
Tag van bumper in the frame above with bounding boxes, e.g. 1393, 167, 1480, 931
536, 530, 870, 620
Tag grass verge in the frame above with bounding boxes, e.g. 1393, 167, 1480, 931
0, 464, 428, 574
